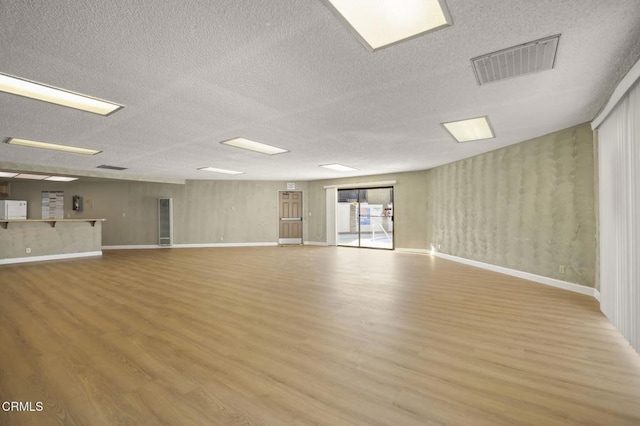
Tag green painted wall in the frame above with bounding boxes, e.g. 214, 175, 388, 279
426, 123, 596, 287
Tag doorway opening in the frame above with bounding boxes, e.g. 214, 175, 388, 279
337, 187, 393, 249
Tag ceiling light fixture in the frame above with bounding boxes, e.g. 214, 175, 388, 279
197, 167, 245, 175
0, 171, 19, 178
44, 176, 79, 182
220, 137, 289, 155
14, 173, 48, 180
320, 163, 359, 172
5, 137, 102, 155
441, 116, 495, 143
322, 0, 452, 51
0, 72, 123, 115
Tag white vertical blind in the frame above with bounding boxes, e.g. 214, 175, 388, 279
596, 75, 640, 354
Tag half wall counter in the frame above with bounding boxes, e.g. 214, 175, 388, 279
0, 219, 105, 265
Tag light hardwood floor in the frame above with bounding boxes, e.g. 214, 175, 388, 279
1, 246, 639, 425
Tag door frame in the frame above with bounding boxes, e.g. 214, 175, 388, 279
277, 190, 304, 245
324, 180, 397, 249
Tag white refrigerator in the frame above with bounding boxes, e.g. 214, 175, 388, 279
0, 200, 27, 219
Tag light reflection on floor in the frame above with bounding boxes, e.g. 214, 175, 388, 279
338, 232, 393, 249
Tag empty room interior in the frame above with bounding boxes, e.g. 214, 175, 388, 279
1, 1, 640, 425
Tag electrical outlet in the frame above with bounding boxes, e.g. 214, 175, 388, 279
26, 248, 31, 254
438, 244, 441, 249
559, 265, 566, 274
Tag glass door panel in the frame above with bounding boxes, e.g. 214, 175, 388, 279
337, 187, 393, 249
337, 189, 359, 246
359, 188, 393, 249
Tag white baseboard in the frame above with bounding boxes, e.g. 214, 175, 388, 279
396, 248, 430, 255
0, 251, 102, 265
102, 242, 278, 250
304, 241, 328, 246
102, 245, 163, 250
430, 251, 598, 298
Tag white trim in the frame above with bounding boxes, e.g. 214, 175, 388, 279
592, 57, 640, 129
431, 251, 599, 298
326, 187, 337, 246
304, 241, 328, 246
593, 288, 601, 302
103, 242, 278, 250
0, 251, 102, 265
396, 247, 430, 255
278, 238, 302, 245
323, 180, 397, 189
177, 242, 278, 248
102, 245, 166, 250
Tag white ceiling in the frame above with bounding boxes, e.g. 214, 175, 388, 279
1, 0, 639, 183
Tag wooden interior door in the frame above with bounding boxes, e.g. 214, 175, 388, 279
279, 191, 302, 244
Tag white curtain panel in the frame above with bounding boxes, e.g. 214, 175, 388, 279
597, 77, 640, 353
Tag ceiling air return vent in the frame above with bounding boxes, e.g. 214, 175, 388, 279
97, 165, 128, 171
471, 34, 560, 85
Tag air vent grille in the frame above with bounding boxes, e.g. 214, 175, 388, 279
471, 34, 560, 85
97, 165, 128, 171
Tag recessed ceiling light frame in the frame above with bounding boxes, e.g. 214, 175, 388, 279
5, 137, 102, 155
197, 167, 245, 175
0, 170, 78, 181
44, 176, 79, 182
441, 116, 495, 143
220, 137, 289, 155
14, 173, 48, 180
320, 163, 359, 172
321, 0, 453, 51
0, 72, 123, 115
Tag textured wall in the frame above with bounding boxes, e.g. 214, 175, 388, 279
426, 123, 597, 287
305, 170, 430, 248
5, 179, 306, 247
182, 180, 308, 244
3, 123, 597, 288
0, 221, 102, 260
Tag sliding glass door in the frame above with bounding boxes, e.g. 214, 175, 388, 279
337, 187, 393, 249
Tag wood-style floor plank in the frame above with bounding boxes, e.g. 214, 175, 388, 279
1, 246, 639, 425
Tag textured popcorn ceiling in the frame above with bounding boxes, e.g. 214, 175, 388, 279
0, 0, 639, 183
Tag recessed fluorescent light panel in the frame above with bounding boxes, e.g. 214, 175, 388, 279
6, 137, 102, 155
197, 167, 245, 175
322, 0, 452, 51
14, 173, 48, 180
220, 137, 289, 155
442, 116, 495, 143
0, 171, 78, 181
320, 163, 359, 172
44, 176, 79, 182
0, 72, 123, 115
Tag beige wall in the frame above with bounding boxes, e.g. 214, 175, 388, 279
0, 221, 103, 260
5, 179, 307, 247
426, 123, 596, 287
305, 171, 429, 249
2, 123, 597, 287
